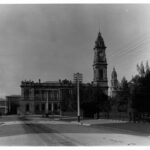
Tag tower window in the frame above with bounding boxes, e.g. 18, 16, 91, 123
42, 104, 45, 111
99, 69, 103, 80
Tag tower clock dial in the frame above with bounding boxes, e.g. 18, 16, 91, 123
99, 52, 103, 57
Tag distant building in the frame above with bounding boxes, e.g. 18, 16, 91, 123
20, 80, 74, 115
93, 32, 108, 95
0, 98, 7, 115
6, 95, 21, 114
110, 67, 120, 97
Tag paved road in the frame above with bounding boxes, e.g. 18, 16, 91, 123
0, 116, 150, 146
0, 117, 79, 146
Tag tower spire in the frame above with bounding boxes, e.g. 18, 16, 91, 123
111, 67, 119, 97
99, 23, 100, 33
94, 30, 106, 50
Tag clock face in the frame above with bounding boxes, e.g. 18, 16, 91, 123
99, 52, 103, 57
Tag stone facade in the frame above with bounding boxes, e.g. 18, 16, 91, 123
0, 99, 7, 115
6, 95, 21, 114
20, 80, 74, 115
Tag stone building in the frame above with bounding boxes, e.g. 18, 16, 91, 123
6, 95, 21, 114
93, 32, 108, 95
20, 79, 74, 115
0, 98, 7, 115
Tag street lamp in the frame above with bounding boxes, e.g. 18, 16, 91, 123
73, 73, 83, 122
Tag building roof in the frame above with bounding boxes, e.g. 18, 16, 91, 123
6, 95, 21, 98
0, 98, 6, 101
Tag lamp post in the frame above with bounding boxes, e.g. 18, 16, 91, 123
73, 73, 83, 122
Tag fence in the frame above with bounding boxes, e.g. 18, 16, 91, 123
99, 112, 129, 121
61, 111, 77, 117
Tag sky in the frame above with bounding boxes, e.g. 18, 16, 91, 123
0, 4, 150, 97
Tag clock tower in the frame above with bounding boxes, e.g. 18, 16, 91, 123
93, 32, 108, 95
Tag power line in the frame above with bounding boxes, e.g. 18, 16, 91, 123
107, 33, 146, 56
108, 37, 150, 60
108, 38, 150, 63
109, 41, 150, 62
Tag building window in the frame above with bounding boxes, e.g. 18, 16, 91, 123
26, 104, 29, 112
94, 70, 96, 80
48, 104, 51, 111
42, 104, 45, 111
35, 90, 40, 96
24, 89, 30, 97
54, 103, 58, 110
35, 104, 39, 111
54, 91, 58, 100
48, 90, 59, 101
42, 91, 46, 101
49, 91, 52, 100
99, 69, 103, 80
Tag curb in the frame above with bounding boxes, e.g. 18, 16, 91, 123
81, 123, 91, 126
70, 121, 91, 126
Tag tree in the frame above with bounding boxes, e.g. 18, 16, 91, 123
116, 77, 130, 112
145, 60, 150, 75
80, 84, 95, 118
131, 61, 150, 118
80, 84, 109, 118
137, 62, 145, 77
61, 81, 109, 118
61, 79, 76, 112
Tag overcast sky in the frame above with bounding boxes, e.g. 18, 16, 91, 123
0, 4, 150, 97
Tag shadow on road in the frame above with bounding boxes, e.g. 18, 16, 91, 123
92, 122, 150, 136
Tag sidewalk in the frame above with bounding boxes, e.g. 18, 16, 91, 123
0, 115, 19, 123
71, 118, 127, 126
75, 119, 150, 136
81, 119, 127, 125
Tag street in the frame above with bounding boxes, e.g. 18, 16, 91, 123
0, 116, 150, 146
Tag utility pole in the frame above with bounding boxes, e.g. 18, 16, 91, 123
73, 73, 83, 122
77, 76, 80, 122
